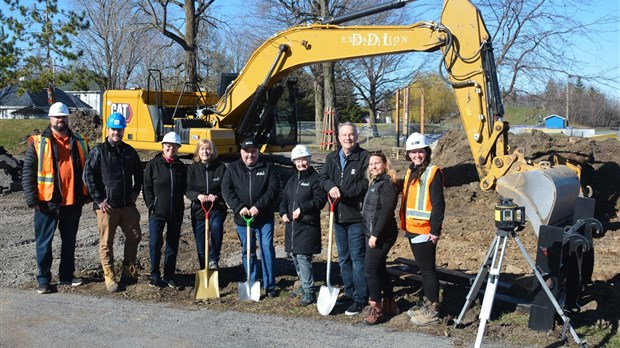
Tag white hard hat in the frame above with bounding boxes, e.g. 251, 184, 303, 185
48, 102, 70, 117
291, 145, 311, 161
161, 132, 181, 145
405, 132, 429, 151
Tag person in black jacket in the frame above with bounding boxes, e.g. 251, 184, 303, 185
361, 150, 400, 325
279, 145, 326, 306
83, 112, 143, 293
143, 132, 187, 288
319, 122, 369, 315
186, 139, 227, 271
222, 139, 280, 298
23, 102, 90, 294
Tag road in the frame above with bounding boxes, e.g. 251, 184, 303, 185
0, 288, 456, 348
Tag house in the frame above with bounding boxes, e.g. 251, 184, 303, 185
0, 86, 94, 119
544, 114, 567, 129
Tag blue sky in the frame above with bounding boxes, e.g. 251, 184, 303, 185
218, 0, 619, 100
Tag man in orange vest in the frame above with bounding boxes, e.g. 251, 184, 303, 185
22, 102, 90, 294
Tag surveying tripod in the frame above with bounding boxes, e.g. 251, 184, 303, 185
454, 200, 586, 348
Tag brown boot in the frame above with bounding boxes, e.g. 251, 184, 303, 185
103, 265, 119, 293
364, 300, 384, 325
382, 297, 399, 316
409, 298, 440, 326
120, 262, 138, 284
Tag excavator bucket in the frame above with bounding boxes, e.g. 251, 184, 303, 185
496, 166, 581, 236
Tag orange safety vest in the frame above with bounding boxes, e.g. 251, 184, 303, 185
32, 133, 88, 201
400, 165, 441, 234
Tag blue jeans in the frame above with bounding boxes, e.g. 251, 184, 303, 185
236, 220, 276, 292
34, 204, 82, 285
334, 222, 368, 304
149, 218, 182, 280
192, 210, 226, 269
293, 254, 314, 291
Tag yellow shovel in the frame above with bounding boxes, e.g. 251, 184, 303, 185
194, 201, 219, 299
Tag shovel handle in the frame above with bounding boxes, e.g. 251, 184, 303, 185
201, 201, 214, 219
327, 194, 339, 212
242, 214, 254, 226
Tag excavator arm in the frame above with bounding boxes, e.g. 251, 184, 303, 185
210, 0, 581, 233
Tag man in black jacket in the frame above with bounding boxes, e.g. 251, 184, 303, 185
319, 122, 370, 315
222, 139, 280, 297
22, 102, 90, 294
83, 112, 143, 293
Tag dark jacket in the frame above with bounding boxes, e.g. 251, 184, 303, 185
186, 160, 227, 219
221, 158, 280, 226
23, 127, 90, 211
319, 144, 369, 224
362, 173, 399, 242
143, 153, 187, 221
83, 140, 142, 209
279, 166, 327, 254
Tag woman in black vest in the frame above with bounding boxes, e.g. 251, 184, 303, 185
361, 150, 399, 325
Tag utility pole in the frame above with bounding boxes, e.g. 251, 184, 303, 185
565, 75, 571, 124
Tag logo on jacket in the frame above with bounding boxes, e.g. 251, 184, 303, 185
256, 171, 265, 176
351, 169, 356, 175
301, 182, 310, 187
213, 177, 220, 181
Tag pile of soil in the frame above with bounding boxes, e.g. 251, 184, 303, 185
0, 128, 617, 346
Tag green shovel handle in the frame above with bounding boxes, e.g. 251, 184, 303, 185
242, 214, 254, 226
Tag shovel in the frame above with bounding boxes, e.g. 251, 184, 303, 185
194, 201, 219, 299
238, 215, 260, 302
317, 195, 340, 316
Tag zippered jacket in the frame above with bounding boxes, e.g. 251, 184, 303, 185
221, 158, 280, 226
143, 153, 187, 221
23, 128, 90, 210
279, 166, 327, 254
83, 140, 142, 209
362, 173, 399, 242
319, 144, 369, 224
186, 160, 227, 219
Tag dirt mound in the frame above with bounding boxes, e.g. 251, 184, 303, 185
69, 110, 103, 144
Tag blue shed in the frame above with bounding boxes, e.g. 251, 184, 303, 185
544, 115, 567, 129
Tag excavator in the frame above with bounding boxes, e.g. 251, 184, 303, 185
102, 0, 599, 337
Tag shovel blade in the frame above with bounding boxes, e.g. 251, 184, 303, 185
194, 269, 220, 299
238, 281, 261, 302
317, 285, 340, 316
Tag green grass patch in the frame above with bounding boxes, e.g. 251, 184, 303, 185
0, 119, 49, 155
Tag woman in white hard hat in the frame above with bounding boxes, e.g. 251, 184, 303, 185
143, 132, 187, 288
400, 132, 445, 326
279, 145, 326, 306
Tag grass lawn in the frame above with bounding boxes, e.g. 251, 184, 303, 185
0, 119, 49, 155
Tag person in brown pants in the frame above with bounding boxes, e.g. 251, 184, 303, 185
83, 113, 143, 292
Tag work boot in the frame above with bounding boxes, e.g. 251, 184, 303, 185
364, 301, 384, 325
103, 265, 119, 293
299, 290, 316, 307
382, 296, 399, 316
120, 262, 139, 284
409, 299, 440, 326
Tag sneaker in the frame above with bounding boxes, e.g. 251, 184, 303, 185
289, 287, 303, 299
267, 289, 278, 298
345, 301, 365, 316
409, 301, 440, 326
208, 261, 219, 270
299, 291, 316, 306
149, 278, 160, 287
59, 278, 83, 287
37, 284, 51, 294
165, 279, 178, 289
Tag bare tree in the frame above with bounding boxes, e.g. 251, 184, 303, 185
138, 0, 215, 89
72, 0, 149, 90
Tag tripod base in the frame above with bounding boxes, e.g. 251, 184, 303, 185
454, 228, 586, 348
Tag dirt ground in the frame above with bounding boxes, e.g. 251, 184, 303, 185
0, 127, 618, 346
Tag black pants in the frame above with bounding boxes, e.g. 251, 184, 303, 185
410, 240, 440, 303
364, 237, 395, 302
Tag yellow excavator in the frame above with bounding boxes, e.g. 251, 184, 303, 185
102, 0, 586, 235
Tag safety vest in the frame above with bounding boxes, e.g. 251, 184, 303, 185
32, 133, 88, 201
400, 165, 441, 234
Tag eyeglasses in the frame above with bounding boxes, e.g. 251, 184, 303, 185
369, 150, 386, 159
